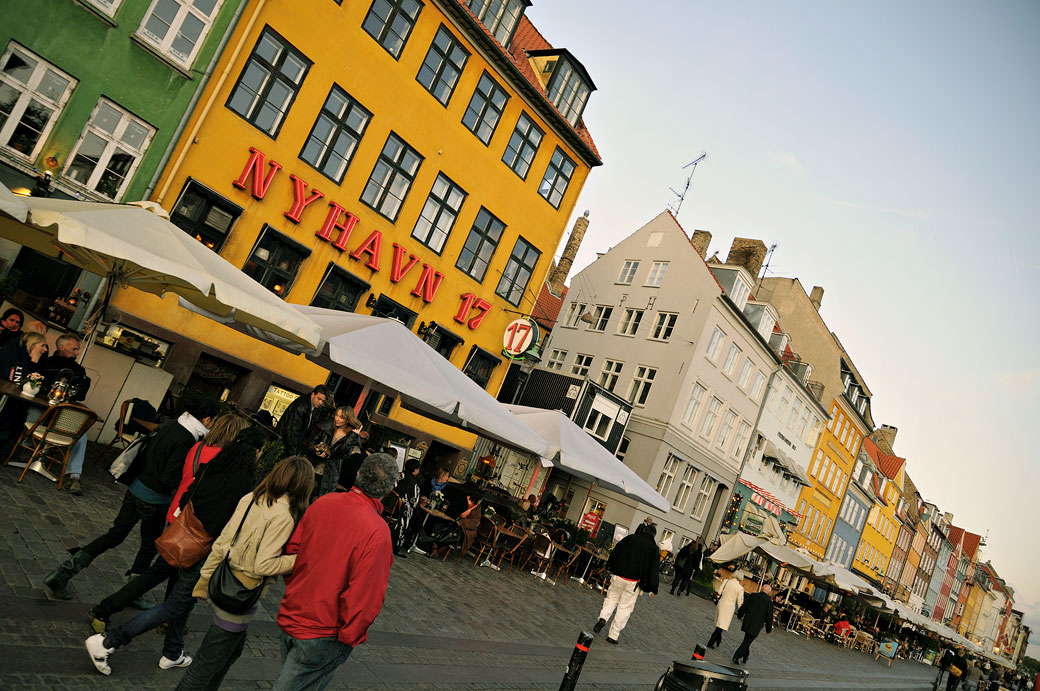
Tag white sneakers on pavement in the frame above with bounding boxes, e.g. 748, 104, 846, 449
159, 653, 193, 669
85, 633, 114, 675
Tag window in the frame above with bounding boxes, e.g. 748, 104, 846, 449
501, 112, 542, 179
299, 85, 371, 183
310, 263, 369, 312
645, 261, 669, 287
615, 436, 630, 463
84, 0, 122, 16
455, 207, 504, 281
546, 348, 567, 371
243, 226, 310, 297
538, 147, 576, 208
423, 323, 463, 360
732, 421, 751, 457
701, 397, 723, 438
416, 26, 468, 105
728, 274, 751, 307
563, 301, 588, 328
650, 312, 677, 341
227, 28, 310, 137
705, 326, 725, 362
0, 43, 76, 159
673, 465, 695, 512
682, 382, 706, 427
411, 172, 466, 253
587, 305, 612, 332
136, 0, 223, 68
655, 454, 679, 498
495, 237, 540, 305
64, 99, 155, 200
571, 353, 592, 377
362, 0, 423, 59
360, 132, 423, 221
467, 0, 526, 46
462, 346, 499, 389
584, 408, 612, 440
617, 260, 639, 285
722, 344, 741, 376
787, 400, 800, 429
750, 372, 766, 401
617, 308, 643, 336
170, 179, 242, 251
628, 365, 656, 406
776, 384, 792, 423
598, 359, 622, 392
462, 72, 507, 144
716, 410, 736, 450
545, 56, 591, 126
692, 475, 714, 519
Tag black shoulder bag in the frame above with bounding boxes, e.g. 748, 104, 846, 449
207, 500, 265, 614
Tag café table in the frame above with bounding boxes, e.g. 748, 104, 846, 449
0, 379, 63, 481
492, 524, 530, 572
570, 544, 608, 586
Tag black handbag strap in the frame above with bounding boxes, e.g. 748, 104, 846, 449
183, 448, 214, 507
227, 498, 255, 547
190, 443, 205, 476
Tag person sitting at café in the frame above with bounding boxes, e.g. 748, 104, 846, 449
0, 331, 48, 454
833, 614, 853, 638
0, 307, 23, 348
32, 334, 92, 494
425, 490, 483, 560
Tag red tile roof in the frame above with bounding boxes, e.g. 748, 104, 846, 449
876, 450, 905, 480
862, 436, 882, 463
948, 525, 964, 550
961, 532, 982, 561
531, 282, 566, 330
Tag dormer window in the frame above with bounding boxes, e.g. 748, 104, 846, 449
467, 0, 529, 47
546, 57, 591, 125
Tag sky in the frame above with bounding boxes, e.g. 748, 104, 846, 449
525, 0, 1040, 660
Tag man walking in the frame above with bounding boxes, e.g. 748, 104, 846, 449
591, 522, 659, 644
732, 583, 774, 665
279, 385, 329, 455
273, 453, 399, 690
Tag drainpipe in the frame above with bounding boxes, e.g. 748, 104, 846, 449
153, 0, 270, 204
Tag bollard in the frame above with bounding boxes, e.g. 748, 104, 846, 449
559, 630, 594, 691
691, 643, 706, 661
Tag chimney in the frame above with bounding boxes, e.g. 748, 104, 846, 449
549, 211, 589, 295
691, 230, 712, 259
874, 424, 898, 453
809, 286, 824, 311
724, 238, 767, 278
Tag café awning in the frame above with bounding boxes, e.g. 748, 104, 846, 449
761, 439, 812, 486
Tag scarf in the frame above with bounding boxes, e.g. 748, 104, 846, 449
177, 411, 209, 441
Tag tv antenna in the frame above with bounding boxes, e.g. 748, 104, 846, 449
668, 152, 708, 216
755, 243, 777, 292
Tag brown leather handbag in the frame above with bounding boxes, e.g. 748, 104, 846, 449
155, 445, 214, 569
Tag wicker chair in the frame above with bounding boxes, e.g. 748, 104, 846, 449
8, 403, 97, 490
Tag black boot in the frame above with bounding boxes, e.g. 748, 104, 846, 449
43, 550, 93, 600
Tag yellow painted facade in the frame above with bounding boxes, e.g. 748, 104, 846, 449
789, 397, 866, 560
114, 0, 598, 450
851, 487, 897, 584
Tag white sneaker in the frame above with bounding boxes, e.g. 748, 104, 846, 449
409, 545, 426, 555
85, 633, 114, 675
158, 653, 193, 669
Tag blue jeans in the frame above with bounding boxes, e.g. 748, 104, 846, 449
26, 407, 86, 475
104, 560, 203, 660
174, 622, 248, 691
273, 634, 353, 691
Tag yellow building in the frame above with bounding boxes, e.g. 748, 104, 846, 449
849, 436, 899, 584
113, 0, 601, 459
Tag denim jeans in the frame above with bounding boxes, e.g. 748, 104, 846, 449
273, 634, 353, 691
93, 555, 177, 621
26, 407, 86, 475
103, 559, 203, 660
82, 489, 166, 575
174, 622, 248, 691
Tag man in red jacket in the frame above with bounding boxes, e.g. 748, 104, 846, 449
273, 453, 399, 691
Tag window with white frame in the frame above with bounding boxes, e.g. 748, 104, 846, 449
645, 261, 669, 287
776, 384, 792, 424
656, 454, 679, 497
588, 305, 612, 331
722, 344, 741, 376
64, 99, 155, 200
545, 55, 591, 126
705, 326, 725, 362
799, 408, 811, 438
598, 359, 623, 392
617, 308, 643, 336
136, 0, 224, 69
563, 301, 588, 328
650, 312, 677, 341
750, 371, 766, 401
0, 43, 77, 160
467, 0, 526, 46
571, 353, 593, 377
787, 399, 801, 429
731, 421, 751, 457
615, 436, 630, 463
628, 365, 657, 406
673, 464, 695, 512
84, 0, 123, 16
716, 410, 736, 450
728, 274, 751, 308
546, 348, 566, 371
691, 474, 714, 519
617, 260, 639, 285
737, 359, 753, 389
700, 397, 723, 439
682, 382, 707, 428
584, 407, 612, 440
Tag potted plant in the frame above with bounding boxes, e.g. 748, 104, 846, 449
22, 372, 45, 396
687, 563, 717, 600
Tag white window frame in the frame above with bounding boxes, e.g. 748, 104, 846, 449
673, 464, 695, 512
705, 326, 725, 362
546, 348, 567, 371
136, 0, 224, 69
628, 365, 657, 407
584, 408, 613, 441
588, 304, 612, 332
729, 274, 751, 308
731, 421, 751, 457
691, 474, 714, 520
700, 396, 723, 439
571, 353, 593, 377
716, 410, 736, 450
0, 42, 77, 161
722, 343, 741, 376
682, 382, 707, 428
63, 98, 156, 200
750, 371, 766, 400
616, 307, 644, 336
598, 359, 623, 392
645, 260, 669, 287
777, 384, 792, 424
737, 359, 753, 389
656, 454, 679, 497
650, 312, 678, 341
617, 259, 639, 285
84, 0, 123, 17
563, 301, 588, 328
787, 399, 801, 429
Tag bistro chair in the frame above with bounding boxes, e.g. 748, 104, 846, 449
109, 399, 138, 450
495, 530, 529, 574
9, 403, 98, 490
548, 544, 582, 585
794, 613, 817, 638
522, 532, 555, 578
472, 516, 500, 566
380, 489, 403, 532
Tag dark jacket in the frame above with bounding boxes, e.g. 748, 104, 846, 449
605, 533, 660, 594
304, 422, 361, 469
280, 395, 321, 455
179, 463, 257, 539
0, 339, 41, 383
737, 591, 774, 635
135, 419, 199, 500
38, 353, 90, 402
676, 543, 699, 577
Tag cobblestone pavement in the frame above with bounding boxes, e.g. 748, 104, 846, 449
0, 445, 941, 690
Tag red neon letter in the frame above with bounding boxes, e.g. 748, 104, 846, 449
410, 265, 445, 303
231, 146, 282, 200
283, 174, 324, 223
454, 293, 476, 324
349, 230, 382, 271
315, 203, 359, 251
467, 298, 492, 329
390, 243, 420, 283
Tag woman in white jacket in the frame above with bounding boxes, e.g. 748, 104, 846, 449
176, 455, 314, 691
707, 567, 745, 650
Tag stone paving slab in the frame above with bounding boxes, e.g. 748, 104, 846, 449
0, 446, 941, 689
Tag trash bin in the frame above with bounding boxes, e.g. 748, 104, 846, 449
654, 660, 749, 691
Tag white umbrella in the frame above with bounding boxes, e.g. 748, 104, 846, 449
505, 404, 670, 512
0, 183, 27, 222
0, 184, 321, 349
708, 531, 767, 563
